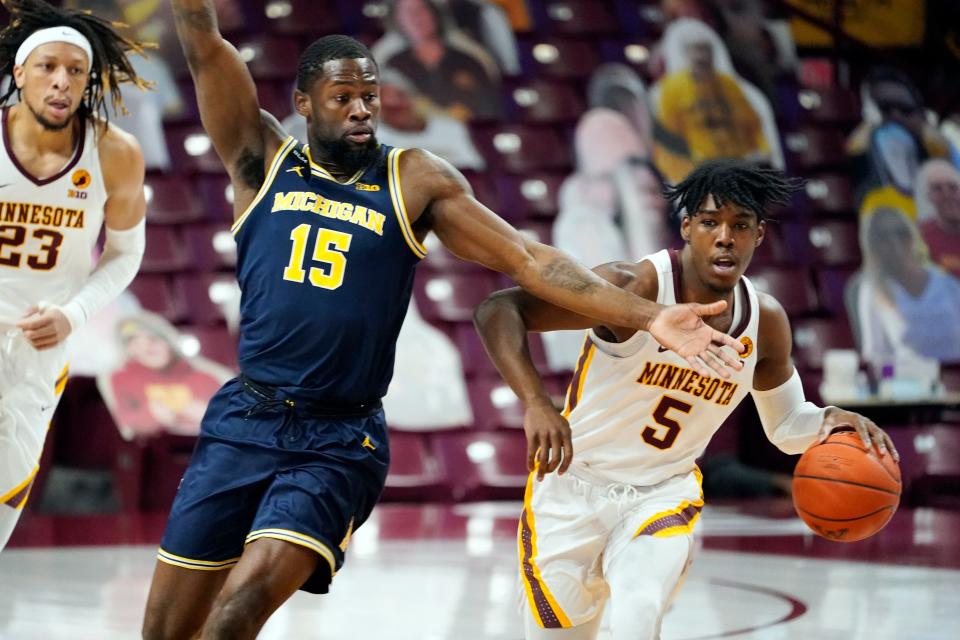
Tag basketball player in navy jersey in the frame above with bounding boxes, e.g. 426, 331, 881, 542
142, 3, 749, 639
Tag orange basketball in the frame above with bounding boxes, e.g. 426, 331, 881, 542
792, 430, 901, 542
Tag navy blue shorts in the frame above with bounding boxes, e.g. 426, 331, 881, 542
158, 377, 390, 594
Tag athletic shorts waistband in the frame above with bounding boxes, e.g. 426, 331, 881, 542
239, 375, 382, 418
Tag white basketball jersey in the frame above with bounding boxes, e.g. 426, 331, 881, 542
564, 249, 759, 487
0, 107, 107, 325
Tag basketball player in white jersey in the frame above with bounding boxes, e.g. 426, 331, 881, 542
0, 0, 148, 551
474, 159, 899, 639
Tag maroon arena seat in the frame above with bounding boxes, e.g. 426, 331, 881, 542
256, 79, 295, 120
471, 124, 572, 174
179, 324, 239, 370
784, 220, 861, 268
495, 173, 565, 220
413, 271, 501, 324
750, 222, 788, 266
784, 127, 847, 172
816, 266, 859, 317
797, 87, 861, 126
114, 435, 197, 512
174, 273, 237, 325
454, 324, 550, 378
165, 125, 228, 175
535, 0, 620, 35
433, 431, 529, 501
140, 226, 192, 274
506, 80, 585, 123
746, 265, 819, 316
799, 173, 855, 216
791, 318, 856, 371
460, 170, 502, 214
519, 38, 603, 79
144, 174, 204, 225
380, 431, 453, 502
183, 222, 237, 272
261, 0, 343, 36
127, 275, 185, 323
906, 425, 960, 509
232, 35, 300, 80
196, 175, 236, 223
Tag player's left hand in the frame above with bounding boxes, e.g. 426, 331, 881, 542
16, 305, 72, 351
819, 408, 900, 462
649, 301, 745, 379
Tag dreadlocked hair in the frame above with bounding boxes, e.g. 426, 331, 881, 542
0, 0, 152, 123
663, 158, 804, 222
296, 35, 375, 92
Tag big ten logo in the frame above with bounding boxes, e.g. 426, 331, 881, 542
69, 169, 91, 199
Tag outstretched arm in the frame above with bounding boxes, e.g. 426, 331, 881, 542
752, 293, 898, 459
403, 150, 744, 376
473, 264, 642, 479
172, 0, 278, 203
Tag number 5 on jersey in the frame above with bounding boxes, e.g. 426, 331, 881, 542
642, 395, 693, 450
283, 224, 352, 290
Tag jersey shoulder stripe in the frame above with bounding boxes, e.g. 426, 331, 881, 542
386, 147, 427, 259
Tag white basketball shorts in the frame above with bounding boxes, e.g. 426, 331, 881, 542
0, 328, 68, 509
518, 466, 703, 629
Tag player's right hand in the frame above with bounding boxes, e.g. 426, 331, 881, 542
524, 399, 573, 481
16, 305, 73, 351
648, 301, 745, 379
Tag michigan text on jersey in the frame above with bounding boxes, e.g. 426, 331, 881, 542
271, 192, 385, 236
0, 201, 85, 228
637, 362, 738, 406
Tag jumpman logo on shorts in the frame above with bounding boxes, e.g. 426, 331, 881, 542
361, 435, 377, 451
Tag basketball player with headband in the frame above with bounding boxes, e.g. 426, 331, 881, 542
0, 0, 149, 551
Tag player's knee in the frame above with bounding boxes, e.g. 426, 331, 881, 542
609, 579, 667, 635
204, 579, 272, 638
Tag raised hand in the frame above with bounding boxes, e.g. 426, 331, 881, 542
649, 300, 745, 379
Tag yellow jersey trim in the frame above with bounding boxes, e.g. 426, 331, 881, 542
305, 144, 365, 185
54, 363, 69, 396
246, 528, 337, 576
386, 148, 427, 259
231, 137, 298, 236
632, 469, 705, 539
157, 548, 240, 571
519, 473, 573, 628
562, 338, 596, 419
0, 466, 38, 505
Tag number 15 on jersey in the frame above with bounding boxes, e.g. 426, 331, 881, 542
283, 224, 352, 290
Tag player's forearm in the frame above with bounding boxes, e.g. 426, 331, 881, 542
171, 0, 222, 65
60, 221, 145, 331
514, 243, 661, 331
474, 292, 554, 407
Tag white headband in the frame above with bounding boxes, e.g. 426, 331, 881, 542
15, 26, 93, 72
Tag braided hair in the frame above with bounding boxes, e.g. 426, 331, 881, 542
0, 0, 151, 124
296, 34, 376, 92
663, 158, 804, 221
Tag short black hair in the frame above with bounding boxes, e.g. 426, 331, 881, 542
0, 0, 151, 123
296, 34, 375, 92
663, 158, 803, 222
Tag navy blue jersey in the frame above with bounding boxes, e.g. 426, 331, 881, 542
231, 138, 425, 403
